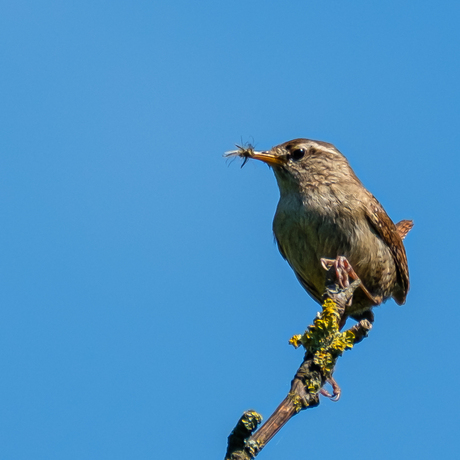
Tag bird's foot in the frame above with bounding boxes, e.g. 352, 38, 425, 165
320, 377, 341, 402
320, 256, 378, 305
320, 256, 356, 288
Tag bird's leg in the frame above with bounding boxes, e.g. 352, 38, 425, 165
320, 256, 355, 288
321, 256, 379, 305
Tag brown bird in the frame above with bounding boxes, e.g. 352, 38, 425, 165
226, 138, 412, 324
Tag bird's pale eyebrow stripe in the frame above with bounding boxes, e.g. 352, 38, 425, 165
309, 142, 337, 155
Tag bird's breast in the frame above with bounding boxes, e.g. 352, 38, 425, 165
273, 189, 397, 313
273, 190, 354, 273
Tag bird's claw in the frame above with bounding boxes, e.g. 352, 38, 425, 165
329, 390, 341, 402
320, 378, 341, 402
321, 256, 378, 305
321, 256, 354, 289
319, 388, 340, 402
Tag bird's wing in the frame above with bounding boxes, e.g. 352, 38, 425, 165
365, 200, 410, 305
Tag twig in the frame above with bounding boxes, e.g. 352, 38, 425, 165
225, 268, 373, 459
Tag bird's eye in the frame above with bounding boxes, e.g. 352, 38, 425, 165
290, 148, 305, 161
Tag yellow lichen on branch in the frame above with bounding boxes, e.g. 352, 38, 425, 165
290, 298, 355, 378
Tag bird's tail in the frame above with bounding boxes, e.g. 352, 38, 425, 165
395, 219, 414, 240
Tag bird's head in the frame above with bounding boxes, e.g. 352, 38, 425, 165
226, 138, 356, 192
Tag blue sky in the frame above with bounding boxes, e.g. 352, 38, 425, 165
0, 1, 459, 459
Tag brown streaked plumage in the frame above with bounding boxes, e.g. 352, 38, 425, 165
226, 138, 412, 320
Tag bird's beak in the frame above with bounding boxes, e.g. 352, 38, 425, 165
250, 150, 285, 167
